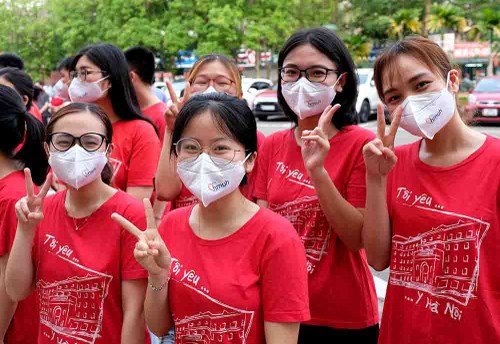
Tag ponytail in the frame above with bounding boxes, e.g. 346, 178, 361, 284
0, 85, 48, 185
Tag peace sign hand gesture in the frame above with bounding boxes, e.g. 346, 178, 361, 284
15, 168, 53, 231
362, 104, 402, 177
301, 104, 341, 176
111, 199, 171, 277
164, 81, 192, 131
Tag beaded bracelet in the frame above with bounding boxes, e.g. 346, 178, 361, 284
148, 275, 170, 292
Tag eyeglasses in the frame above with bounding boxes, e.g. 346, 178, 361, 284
49, 132, 108, 152
174, 138, 243, 167
279, 66, 338, 83
69, 69, 108, 82
191, 75, 235, 93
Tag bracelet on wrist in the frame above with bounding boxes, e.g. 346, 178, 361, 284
148, 274, 170, 292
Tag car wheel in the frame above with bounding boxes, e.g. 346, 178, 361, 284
257, 115, 268, 121
358, 99, 370, 123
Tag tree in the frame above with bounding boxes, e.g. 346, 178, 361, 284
428, 3, 468, 45
387, 9, 422, 40
469, 7, 500, 75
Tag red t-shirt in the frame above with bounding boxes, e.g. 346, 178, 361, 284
110, 119, 160, 192
0, 171, 38, 344
381, 136, 500, 343
159, 206, 310, 343
142, 102, 167, 144
32, 190, 148, 344
254, 126, 379, 329
29, 103, 43, 122
171, 131, 266, 209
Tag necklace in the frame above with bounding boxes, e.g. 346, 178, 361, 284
67, 195, 94, 232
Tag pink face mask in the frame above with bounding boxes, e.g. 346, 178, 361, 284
68, 76, 110, 103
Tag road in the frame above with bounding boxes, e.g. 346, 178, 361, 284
257, 118, 500, 317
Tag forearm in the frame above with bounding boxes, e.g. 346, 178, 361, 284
309, 168, 364, 250
144, 273, 172, 337
121, 311, 145, 344
155, 129, 182, 201
5, 226, 35, 301
0, 256, 17, 340
362, 175, 392, 271
264, 322, 299, 344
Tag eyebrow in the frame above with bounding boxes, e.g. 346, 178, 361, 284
282, 63, 334, 69
383, 72, 431, 96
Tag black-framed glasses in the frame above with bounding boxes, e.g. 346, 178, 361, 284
69, 69, 108, 82
48, 132, 108, 152
174, 138, 243, 167
279, 66, 338, 83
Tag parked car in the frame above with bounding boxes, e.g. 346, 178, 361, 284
466, 76, 500, 123
355, 68, 382, 122
154, 80, 185, 100
242, 77, 273, 108
252, 85, 286, 121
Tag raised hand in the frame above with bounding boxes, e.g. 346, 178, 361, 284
111, 199, 171, 277
363, 104, 402, 177
15, 169, 53, 229
301, 104, 341, 175
164, 80, 192, 131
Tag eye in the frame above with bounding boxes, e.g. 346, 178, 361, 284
386, 95, 400, 104
213, 144, 231, 152
310, 69, 327, 77
284, 68, 298, 76
416, 81, 431, 90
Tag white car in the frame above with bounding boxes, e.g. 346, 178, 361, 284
241, 77, 273, 108
356, 68, 382, 122
154, 80, 185, 100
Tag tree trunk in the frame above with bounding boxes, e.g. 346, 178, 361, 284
266, 48, 272, 80
422, 0, 431, 37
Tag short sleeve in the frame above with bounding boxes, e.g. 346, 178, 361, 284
346, 152, 368, 208
253, 135, 272, 201
120, 204, 148, 280
0, 199, 18, 256
261, 226, 310, 322
127, 122, 161, 187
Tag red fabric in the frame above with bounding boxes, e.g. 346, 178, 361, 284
253, 126, 379, 329
142, 102, 167, 144
381, 136, 500, 343
171, 130, 266, 210
110, 119, 160, 191
32, 190, 148, 344
28, 103, 43, 122
159, 206, 310, 343
0, 171, 39, 344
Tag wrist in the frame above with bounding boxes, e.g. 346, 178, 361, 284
307, 166, 328, 181
148, 271, 170, 291
366, 173, 387, 185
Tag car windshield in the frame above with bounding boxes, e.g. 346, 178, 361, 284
474, 79, 500, 93
357, 73, 369, 84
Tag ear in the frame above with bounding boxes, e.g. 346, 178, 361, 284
107, 143, 114, 157
44, 142, 50, 157
23, 95, 29, 106
335, 73, 347, 93
129, 70, 137, 83
448, 69, 460, 93
244, 152, 257, 174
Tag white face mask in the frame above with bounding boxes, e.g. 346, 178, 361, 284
281, 77, 339, 120
400, 72, 455, 139
49, 145, 108, 190
53, 79, 69, 100
68, 76, 109, 103
203, 86, 218, 94
177, 153, 250, 207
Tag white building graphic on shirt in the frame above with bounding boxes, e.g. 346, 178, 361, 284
271, 195, 330, 262
173, 281, 255, 344
390, 208, 490, 306
37, 255, 113, 344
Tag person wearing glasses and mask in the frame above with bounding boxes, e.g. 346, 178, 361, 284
69, 44, 160, 202
112, 93, 310, 344
254, 28, 379, 343
5, 103, 149, 344
156, 54, 265, 213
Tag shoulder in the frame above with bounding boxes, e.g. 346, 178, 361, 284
108, 190, 144, 214
394, 140, 420, 160
0, 171, 27, 202
336, 125, 376, 145
483, 135, 500, 157
114, 119, 157, 136
158, 206, 191, 237
262, 129, 293, 149
253, 208, 300, 242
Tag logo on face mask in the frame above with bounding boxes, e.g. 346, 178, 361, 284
307, 99, 321, 107
208, 180, 229, 192
426, 109, 443, 124
82, 167, 97, 177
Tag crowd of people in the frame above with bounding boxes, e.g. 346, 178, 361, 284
0, 27, 498, 344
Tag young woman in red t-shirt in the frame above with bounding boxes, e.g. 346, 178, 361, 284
68, 44, 160, 202
155, 54, 265, 217
0, 85, 48, 344
254, 28, 379, 342
113, 93, 310, 344
363, 36, 500, 344
5, 103, 149, 344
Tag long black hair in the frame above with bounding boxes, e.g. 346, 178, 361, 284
0, 85, 48, 185
278, 27, 358, 129
70, 44, 157, 132
170, 93, 257, 184
0, 67, 34, 110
